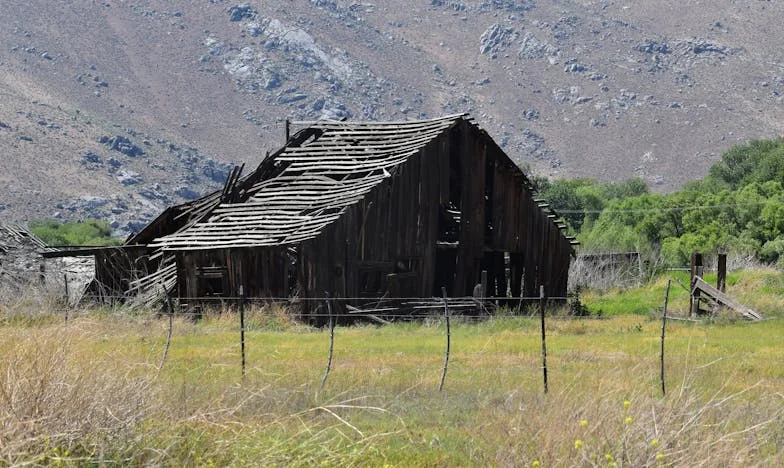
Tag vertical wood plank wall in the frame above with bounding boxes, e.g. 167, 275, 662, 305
176, 119, 573, 321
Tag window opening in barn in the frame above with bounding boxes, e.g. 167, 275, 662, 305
359, 269, 383, 297
433, 248, 457, 296
358, 261, 393, 297
394, 257, 420, 296
438, 205, 460, 243
197, 266, 228, 298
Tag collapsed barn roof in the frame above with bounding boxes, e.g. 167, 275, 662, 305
149, 114, 572, 251
51, 113, 576, 310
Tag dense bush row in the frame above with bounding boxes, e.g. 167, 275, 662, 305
538, 138, 784, 266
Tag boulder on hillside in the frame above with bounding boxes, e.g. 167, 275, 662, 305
479, 24, 519, 55
486, 1, 536, 12
115, 170, 141, 185
101, 135, 145, 157
636, 39, 671, 54
81, 151, 103, 165
518, 32, 559, 60
228, 4, 256, 22
522, 108, 539, 120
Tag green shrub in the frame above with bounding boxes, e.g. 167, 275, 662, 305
543, 139, 784, 267
29, 219, 122, 246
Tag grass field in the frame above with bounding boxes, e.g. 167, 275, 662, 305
1, 270, 783, 466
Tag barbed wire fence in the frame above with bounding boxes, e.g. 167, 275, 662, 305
7, 280, 779, 398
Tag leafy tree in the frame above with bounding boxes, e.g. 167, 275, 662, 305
544, 138, 784, 266
538, 177, 648, 233
708, 138, 784, 189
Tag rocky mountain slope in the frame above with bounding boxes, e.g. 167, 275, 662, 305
1, 0, 782, 236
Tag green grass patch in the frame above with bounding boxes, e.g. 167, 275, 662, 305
2, 269, 784, 465
582, 268, 784, 318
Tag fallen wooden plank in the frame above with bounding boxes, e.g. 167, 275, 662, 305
691, 277, 762, 321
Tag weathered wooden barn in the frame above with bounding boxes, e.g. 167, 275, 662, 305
46, 114, 576, 316
136, 114, 577, 318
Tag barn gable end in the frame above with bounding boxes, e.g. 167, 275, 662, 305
139, 114, 575, 320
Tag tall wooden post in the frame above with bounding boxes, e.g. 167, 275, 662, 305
63, 273, 69, 323
158, 285, 174, 376
477, 269, 488, 316
239, 285, 246, 381
660, 279, 671, 396
689, 252, 703, 318
320, 292, 335, 390
717, 253, 727, 293
439, 288, 451, 392
539, 285, 548, 394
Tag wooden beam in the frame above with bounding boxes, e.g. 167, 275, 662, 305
691, 277, 761, 321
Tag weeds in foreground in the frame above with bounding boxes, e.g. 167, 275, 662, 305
1, 307, 782, 465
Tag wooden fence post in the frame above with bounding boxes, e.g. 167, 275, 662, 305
540, 285, 548, 394
660, 279, 671, 396
157, 285, 174, 377
689, 252, 703, 318
320, 292, 335, 390
478, 269, 488, 315
63, 273, 69, 323
717, 253, 727, 293
439, 287, 451, 392
239, 285, 246, 381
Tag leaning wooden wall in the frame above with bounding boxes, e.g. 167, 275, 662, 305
93, 246, 152, 301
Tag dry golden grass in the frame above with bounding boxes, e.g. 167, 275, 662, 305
1, 293, 783, 466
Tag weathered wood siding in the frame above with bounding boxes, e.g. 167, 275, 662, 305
173, 117, 572, 320
298, 132, 445, 322
294, 119, 572, 321
176, 248, 290, 305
